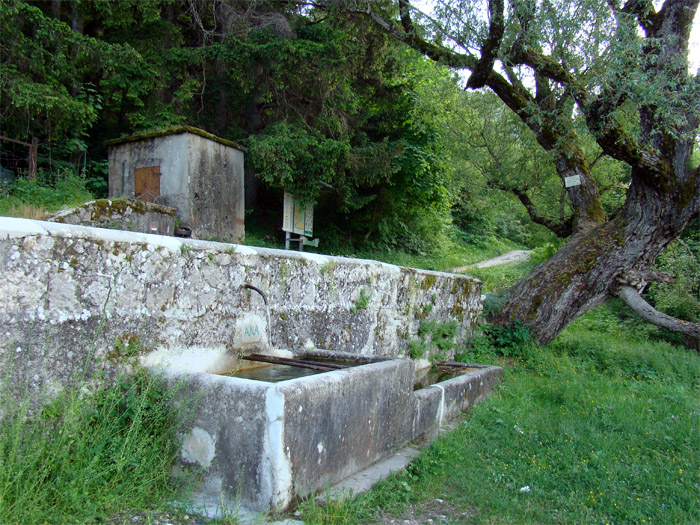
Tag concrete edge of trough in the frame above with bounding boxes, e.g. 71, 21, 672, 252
317, 364, 503, 507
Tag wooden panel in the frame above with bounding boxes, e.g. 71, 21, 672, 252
134, 166, 160, 203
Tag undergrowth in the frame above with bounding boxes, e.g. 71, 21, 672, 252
0, 370, 190, 524
0, 168, 93, 218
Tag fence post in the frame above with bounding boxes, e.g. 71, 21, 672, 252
28, 137, 38, 180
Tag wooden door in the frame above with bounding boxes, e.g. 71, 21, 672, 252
134, 166, 160, 203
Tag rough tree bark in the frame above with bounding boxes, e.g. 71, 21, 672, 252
358, 0, 700, 344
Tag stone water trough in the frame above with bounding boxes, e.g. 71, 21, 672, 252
154, 342, 501, 513
0, 218, 501, 515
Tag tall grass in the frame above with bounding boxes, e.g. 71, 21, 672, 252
0, 371, 187, 524
0, 167, 93, 219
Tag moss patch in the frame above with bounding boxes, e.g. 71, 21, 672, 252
421, 274, 437, 291
104, 126, 245, 151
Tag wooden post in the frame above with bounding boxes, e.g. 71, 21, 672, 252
27, 137, 38, 180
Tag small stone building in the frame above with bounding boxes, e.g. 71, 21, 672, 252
107, 127, 245, 242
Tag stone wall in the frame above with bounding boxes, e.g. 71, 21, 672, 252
47, 198, 176, 236
0, 218, 482, 403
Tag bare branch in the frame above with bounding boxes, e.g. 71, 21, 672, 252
392, 0, 476, 69
489, 180, 575, 237
617, 285, 700, 347
467, 0, 505, 89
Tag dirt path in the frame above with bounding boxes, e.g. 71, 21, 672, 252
450, 249, 532, 273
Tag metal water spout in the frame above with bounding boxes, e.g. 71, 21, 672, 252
244, 284, 272, 349
244, 284, 268, 305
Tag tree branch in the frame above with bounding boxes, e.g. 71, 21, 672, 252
621, 0, 656, 35
617, 285, 700, 347
467, 0, 504, 89
394, 0, 477, 69
489, 180, 575, 237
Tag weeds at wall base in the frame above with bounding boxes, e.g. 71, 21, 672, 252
0, 369, 195, 524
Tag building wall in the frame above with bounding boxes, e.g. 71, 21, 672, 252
186, 133, 245, 242
108, 133, 190, 219
107, 132, 245, 241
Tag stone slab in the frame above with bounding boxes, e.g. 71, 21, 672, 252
316, 446, 422, 505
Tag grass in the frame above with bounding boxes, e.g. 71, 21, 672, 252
296, 304, 700, 524
0, 370, 193, 524
0, 168, 93, 219
244, 220, 523, 272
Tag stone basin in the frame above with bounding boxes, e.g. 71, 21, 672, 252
159, 349, 501, 513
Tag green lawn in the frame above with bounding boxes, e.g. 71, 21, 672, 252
298, 302, 700, 524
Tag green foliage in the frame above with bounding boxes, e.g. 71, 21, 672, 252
0, 167, 93, 216
1, 0, 552, 256
408, 319, 459, 360
0, 371, 187, 523
249, 122, 349, 203
351, 288, 371, 313
528, 242, 558, 265
0, 0, 142, 138
647, 236, 700, 327
297, 490, 369, 525
468, 320, 534, 359
408, 338, 428, 360
111, 334, 142, 361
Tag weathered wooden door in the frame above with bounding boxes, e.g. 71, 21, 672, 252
134, 166, 160, 203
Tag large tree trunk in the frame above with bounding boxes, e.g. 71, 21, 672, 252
492, 175, 699, 344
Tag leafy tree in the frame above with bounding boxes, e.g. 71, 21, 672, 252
357, 0, 700, 345
2, 0, 454, 252
0, 0, 141, 140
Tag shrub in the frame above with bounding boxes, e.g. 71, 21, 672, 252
466, 319, 534, 359
0, 167, 92, 217
647, 237, 700, 323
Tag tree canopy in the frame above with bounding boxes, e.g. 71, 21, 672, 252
1, 0, 456, 252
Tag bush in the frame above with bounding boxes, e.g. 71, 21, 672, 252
465, 320, 535, 360
647, 237, 700, 323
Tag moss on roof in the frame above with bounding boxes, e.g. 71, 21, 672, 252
104, 126, 245, 151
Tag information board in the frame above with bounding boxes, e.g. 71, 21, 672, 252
282, 191, 314, 236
